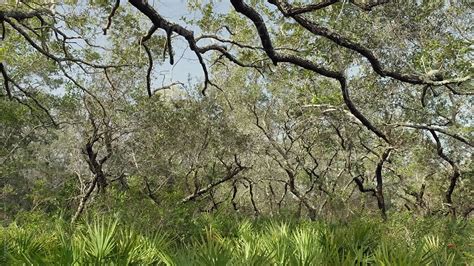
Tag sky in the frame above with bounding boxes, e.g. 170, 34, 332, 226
147, 0, 231, 87
22, 0, 231, 95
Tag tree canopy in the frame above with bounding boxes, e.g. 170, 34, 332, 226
1, 0, 473, 226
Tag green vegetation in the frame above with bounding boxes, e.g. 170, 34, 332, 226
2, 214, 472, 265
1, 1, 473, 265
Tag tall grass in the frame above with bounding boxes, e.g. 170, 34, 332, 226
1, 215, 472, 265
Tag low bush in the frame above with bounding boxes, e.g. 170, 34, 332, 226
1, 214, 472, 265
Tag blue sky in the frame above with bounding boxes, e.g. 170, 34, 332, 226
148, 0, 231, 87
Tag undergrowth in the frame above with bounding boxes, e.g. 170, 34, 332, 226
1, 213, 472, 265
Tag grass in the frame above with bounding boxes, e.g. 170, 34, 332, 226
1, 214, 472, 265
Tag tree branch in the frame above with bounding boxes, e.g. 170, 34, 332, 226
285, 0, 338, 15
231, 0, 390, 143
129, 0, 211, 94
0, 63, 12, 99
429, 130, 460, 216
103, 0, 120, 35
181, 158, 247, 203
269, 0, 471, 86
142, 43, 153, 97
393, 123, 473, 147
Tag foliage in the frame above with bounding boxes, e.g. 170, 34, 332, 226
1, 214, 472, 265
0, 1, 473, 265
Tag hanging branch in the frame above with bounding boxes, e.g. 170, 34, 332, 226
142, 43, 154, 97
165, 28, 174, 65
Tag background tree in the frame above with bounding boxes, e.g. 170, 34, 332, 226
0, 0, 472, 223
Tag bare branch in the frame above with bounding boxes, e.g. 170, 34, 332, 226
392, 123, 473, 147
103, 0, 120, 35
142, 43, 154, 97
129, 0, 211, 94
374, 147, 392, 220
348, 0, 390, 11
141, 25, 158, 43
444, 84, 474, 95
4, 17, 125, 69
199, 44, 264, 73
165, 28, 174, 64
0, 9, 50, 20
71, 176, 97, 224
285, 0, 338, 16
181, 159, 248, 203
0, 63, 12, 99
429, 130, 460, 216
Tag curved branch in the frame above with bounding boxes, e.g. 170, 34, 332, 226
103, 0, 120, 35
340, 80, 391, 143
231, 0, 390, 143
128, 0, 211, 94
0, 63, 12, 99
286, 0, 338, 15
374, 147, 392, 220
142, 43, 154, 97
0, 9, 50, 20
353, 147, 392, 220
199, 44, 264, 72
444, 84, 474, 95
429, 130, 460, 216
353, 175, 376, 196
141, 24, 158, 43
348, 0, 390, 11
197, 34, 262, 50
393, 123, 473, 147
1, 63, 57, 126
181, 160, 248, 203
268, 0, 471, 86
4, 17, 125, 69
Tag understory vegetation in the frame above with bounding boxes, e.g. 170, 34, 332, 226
2, 213, 473, 265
